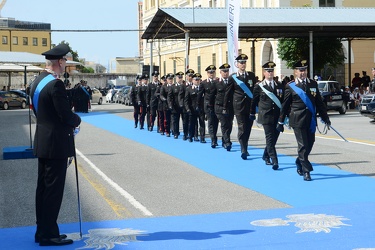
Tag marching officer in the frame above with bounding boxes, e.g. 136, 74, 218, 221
168, 71, 184, 139
215, 63, 234, 151
160, 73, 173, 136
130, 76, 141, 128
185, 73, 205, 142
137, 74, 149, 130
147, 71, 160, 131
180, 69, 195, 140
199, 65, 219, 148
224, 54, 257, 160
155, 75, 166, 133
250, 62, 284, 170
277, 60, 331, 181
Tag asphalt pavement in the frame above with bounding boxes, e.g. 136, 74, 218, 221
1, 103, 374, 250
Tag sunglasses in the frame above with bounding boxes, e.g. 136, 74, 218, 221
193, 78, 201, 80
237, 60, 247, 64
221, 69, 229, 73
265, 69, 274, 72
207, 70, 215, 74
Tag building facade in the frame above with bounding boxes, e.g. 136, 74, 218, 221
141, 0, 375, 86
0, 17, 51, 55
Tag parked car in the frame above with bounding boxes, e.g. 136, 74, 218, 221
359, 93, 375, 121
124, 86, 133, 106
317, 80, 349, 114
91, 88, 103, 105
0, 91, 27, 110
117, 86, 131, 104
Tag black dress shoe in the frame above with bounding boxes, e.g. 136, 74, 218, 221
262, 157, 272, 165
174, 135, 178, 139
166, 133, 171, 137
134, 124, 137, 128
39, 237, 73, 246
211, 143, 216, 148
35, 234, 67, 243
297, 169, 303, 176
200, 139, 207, 143
194, 137, 199, 141
241, 153, 247, 160
304, 172, 312, 181
226, 145, 231, 151
246, 151, 250, 156
161, 132, 165, 135
189, 138, 193, 142
272, 164, 279, 170
183, 135, 187, 141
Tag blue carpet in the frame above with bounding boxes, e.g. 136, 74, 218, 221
2, 112, 374, 249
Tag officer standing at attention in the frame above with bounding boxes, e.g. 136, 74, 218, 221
250, 62, 284, 170
168, 71, 184, 139
277, 60, 330, 181
29, 44, 81, 246
224, 54, 257, 160
199, 65, 219, 148
180, 69, 195, 140
147, 71, 160, 132
215, 63, 234, 151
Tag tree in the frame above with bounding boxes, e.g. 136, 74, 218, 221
81, 67, 94, 73
277, 37, 346, 73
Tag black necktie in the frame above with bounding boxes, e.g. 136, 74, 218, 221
224, 79, 227, 84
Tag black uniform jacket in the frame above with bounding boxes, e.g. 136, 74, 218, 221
198, 78, 217, 113
184, 85, 201, 114
224, 71, 256, 115
279, 78, 329, 128
251, 80, 284, 125
179, 82, 191, 112
159, 84, 170, 111
168, 83, 182, 113
214, 78, 233, 115
30, 71, 81, 159
130, 84, 138, 106
137, 84, 147, 106
146, 82, 159, 108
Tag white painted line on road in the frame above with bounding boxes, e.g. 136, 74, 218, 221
76, 149, 153, 216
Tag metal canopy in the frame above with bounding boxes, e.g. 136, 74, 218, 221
142, 7, 375, 40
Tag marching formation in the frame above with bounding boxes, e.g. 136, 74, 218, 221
129, 54, 330, 182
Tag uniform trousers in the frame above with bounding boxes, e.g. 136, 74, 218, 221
171, 111, 181, 136
133, 105, 140, 126
236, 114, 254, 154
148, 106, 157, 130
139, 105, 147, 129
206, 108, 219, 143
35, 158, 68, 239
158, 110, 164, 133
262, 124, 280, 164
181, 112, 189, 138
293, 127, 315, 173
162, 110, 171, 134
216, 113, 234, 147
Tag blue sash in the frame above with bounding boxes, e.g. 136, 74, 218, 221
289, 82, 316, 133
232, 75, 253, 98
259, 83, 281, 108
81, 86, 90, 96
32, 74, 55, 114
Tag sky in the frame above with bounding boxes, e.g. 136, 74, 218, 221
2, 0, 140, 69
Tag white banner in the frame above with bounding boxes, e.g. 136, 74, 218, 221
227, 0, 240, 73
